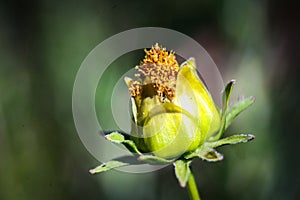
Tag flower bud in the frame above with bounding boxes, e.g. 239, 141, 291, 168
125, 44, 221, 159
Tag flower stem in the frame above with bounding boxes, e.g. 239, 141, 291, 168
187, 170, 201, 200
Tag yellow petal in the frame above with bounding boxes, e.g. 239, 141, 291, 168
175, 58, 221, 141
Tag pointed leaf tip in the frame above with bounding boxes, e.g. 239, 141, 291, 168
207, 134, 255, 148
89, 160, 129, 174
174, 160, 191, 187
105, 132, 125, 143
104, 131, 142, 155
242, 134, 255, 141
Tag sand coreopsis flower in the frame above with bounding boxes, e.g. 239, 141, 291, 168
90, 43, 255, 198
124, 44, 221, 158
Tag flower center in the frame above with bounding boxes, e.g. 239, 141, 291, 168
129, 44, 179, 102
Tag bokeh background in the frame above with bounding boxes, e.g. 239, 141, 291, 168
1, 0, 299, 199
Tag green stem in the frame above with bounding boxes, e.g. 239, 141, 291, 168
187, 170, 201, 200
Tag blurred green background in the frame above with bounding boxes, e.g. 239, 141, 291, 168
1, 0, 299, 199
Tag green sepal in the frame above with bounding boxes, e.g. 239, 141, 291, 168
174, 160, 191, 187
105, 131, 125, 142
89, 160, 129, 174
209, 80, 235, 141
206, 134, 255, 148
184, 145, 224, 162
177, 58, 221, 140
225, 96, 255, 129
222, 80, 235, 116
138, 154, 174, 164
105, 132, 142, 155
89, 155, 149, 174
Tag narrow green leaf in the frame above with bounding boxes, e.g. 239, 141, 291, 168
105, 132, 142, 155
89, 160, 129, 174
105, 132, 125, 143
89, 155, 147, 174
222, 80, 235, 116
206, 134, 255, 148
138, 155, 174, 164
225, 96, 255, 129
174, 160, 191, 187
184, 145, 223, 162
209, 80, 235, 141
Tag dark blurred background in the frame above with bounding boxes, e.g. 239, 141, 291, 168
0, 0, 299, 199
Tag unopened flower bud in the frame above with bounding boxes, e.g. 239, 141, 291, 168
125, 44, 221, 159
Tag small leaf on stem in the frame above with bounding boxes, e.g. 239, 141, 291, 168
174, 160, 191, 187
206, 134, 255, 148
105, 132, 125, 142
105, 132, 142, 155
138, 155, 174, 164
209, 80, 235, 141
89, 160, 129, 174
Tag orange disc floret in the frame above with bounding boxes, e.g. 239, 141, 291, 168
129, 44, 179, 102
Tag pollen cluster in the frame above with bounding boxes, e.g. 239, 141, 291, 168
128, 44, 179, 102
